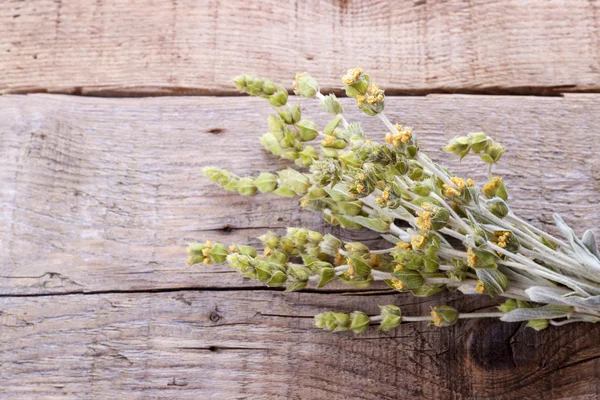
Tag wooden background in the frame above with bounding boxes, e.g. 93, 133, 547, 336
1, 1, 599, 399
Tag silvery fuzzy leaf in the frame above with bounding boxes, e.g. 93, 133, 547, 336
323, 183, 353, 202
499, 267, 540, 288
582, 230, 600, 261
344, 215, 390, 233
481, 223, 510, 233
500, 304, 573, 322
381, 232, 411, 243
554, 214, 600, 272
525, 286, 600, 309
277, 168, 310, 195
389, 205, 414, 222
456, 284, 479, 295
476, 268, 508, 296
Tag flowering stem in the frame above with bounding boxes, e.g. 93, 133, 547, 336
372, 311, 505, 324
506, 212, 569, 249
378, 112, 457, 189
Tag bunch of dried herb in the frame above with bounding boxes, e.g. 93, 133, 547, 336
187, 69, 600, 333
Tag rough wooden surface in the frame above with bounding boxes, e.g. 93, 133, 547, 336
1, 94, 600, 399
1, 290, 599, 400
1, 94, 599, 296
2, 0, 600, 95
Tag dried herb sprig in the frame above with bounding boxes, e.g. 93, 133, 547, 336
188, 69, 600, 333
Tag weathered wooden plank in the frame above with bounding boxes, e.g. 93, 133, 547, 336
1, 94, 599, 295
0, 290, 598, 399
0, 290, 600, 400
2, 0, 600, 95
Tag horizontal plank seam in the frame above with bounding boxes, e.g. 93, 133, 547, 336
0, 286, 402, 298
6, 86, 600, 97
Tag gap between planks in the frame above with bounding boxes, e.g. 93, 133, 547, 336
3, 87, 597, 98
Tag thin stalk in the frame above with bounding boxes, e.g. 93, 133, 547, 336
458, 312, 504, 319
507, 212, 569, 248
478, 207, 581, 275
430, 192, 474, 235
316, 91, 349, 128
377, 113, 457, 189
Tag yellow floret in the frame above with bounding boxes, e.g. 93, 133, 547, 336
411, 234, 427, 249
451, 176, 466, 190
416, 211, 432, 231
443, 186, 461, 198
467, 248, 478, 267
396, 242, 411, 251
430, 310, 442, 326
391, 279, 405, 290
343, 259, 355, 278
475, 280, 486, 294
322, 136, 335, 146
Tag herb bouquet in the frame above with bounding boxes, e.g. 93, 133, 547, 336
187, 68, 600, 333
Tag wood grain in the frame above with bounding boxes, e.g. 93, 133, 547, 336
1, 0, 600, 95
1, 94, 599, 296
1, 290, 599, 399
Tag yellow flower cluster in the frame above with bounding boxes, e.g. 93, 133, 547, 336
475, 280, 486, 294
343, 258, 355, 278
467, 247, 478, 267
354, 172, 367, 194
341, 67, 363, 85
396, 242, 411, 251
411, 234, 427, 250
482, 176, 503, 198
375, 186, 392, 207
430, 309, 442, 326
355, 84, 384, 107
292, 72, 308, 93
415, 203, 434, 231
390, 264, 406, 290
442, 176, 474, 199
494, 231, 512, 256
186, 240, 213, 265
385, 124, 413, 146
321, 136, 335, 146
391, 280, 405, 290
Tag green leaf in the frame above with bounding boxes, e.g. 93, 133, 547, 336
392, 269, 424, 290
410, 284, 444, 297
378, 305, 402, 332
501, 305, 574, 322
296, 119, 319, 141
317, 268, 336, 288
209, 243, 229, 264
278, 168, 310, 195
323, 183, 354, 202
497, 299, 517, 313
238, 245, 257, 257
255, 172, 278, 193
349, 256, 372, 278
266, 270, 287, 287
349, 311, 370, 334
272, 187, 297, 197
342, 215, 390, 233
526, 319, 549, 331
323, 116, 342, 136
337, 200, 362, 216
284, 280, 308, 292
476, 268, 508, 296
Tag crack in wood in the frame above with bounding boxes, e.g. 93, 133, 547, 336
3, 86, 598, 98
